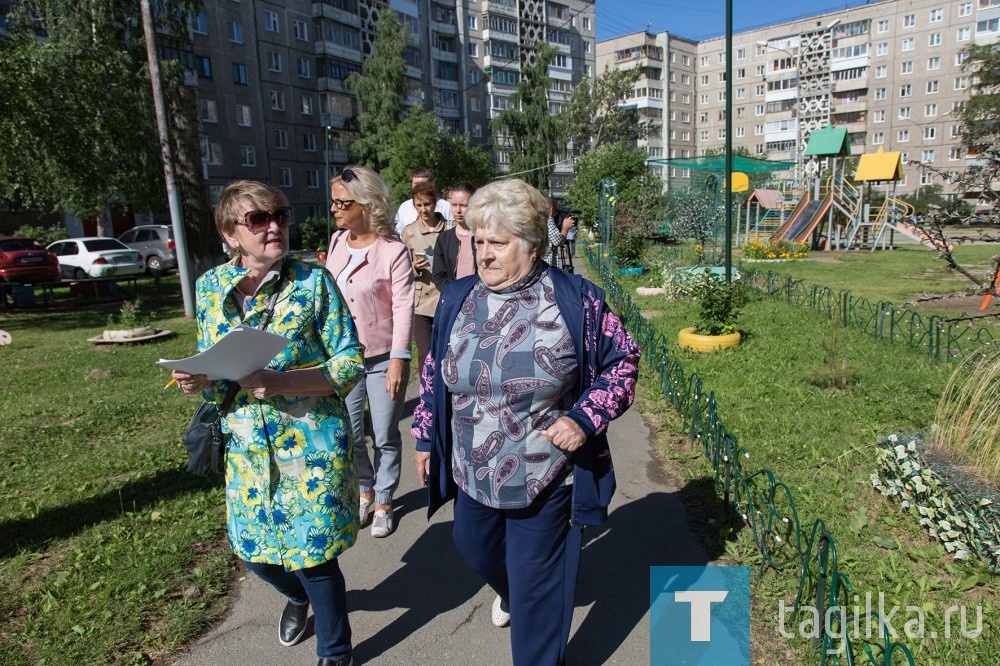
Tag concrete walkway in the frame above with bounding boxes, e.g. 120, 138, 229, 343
174, 263, 712, 665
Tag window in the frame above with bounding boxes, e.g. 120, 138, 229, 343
199, 99, 218, 123
755, 104, 764, 116
718, 129, 727, 140
736, 87, 746, 99
960, 2, 972, 16
307, 170, 320, 189
901, 37, 914, 51
554, 53, 569, 68
469, 70, 479, 84
240, 145, 256, 167
899, 84, 912, 97
470, 96, 480, 111
200, 138, 222, 165
232, 62, 248, 85
297, 57, 310, 78
473, 123, 482, 138
877, 19, 889, 33
467, 42, 477, 57
755, 84, 765, 95
955, 76, 968, 90
876, 65, 887, 78
436, 60, 457, 81
681, 74, 691, 85
700, 94, 708, 104
268, 52, 282, 72
681, 93, 690, 103
700, 130, 709, 141
228, 20, 243, 43
467, 15, 477, 29
978, 18, 999, 34
294, 20, 308, 41
901, 61, 912, 74
928, 32, 941, 46
873, 110, 885, 122
196, 56, 212, 79
897, 129, 910, 142
736, 67, 745, 79
438, 90, 459, 108
903, 13, 915, 27
755, 65, 765, 76
736, 47, 746, 59
278, 168, 292, 187
270, 89, 285, 110
872, 131, 884, 145
264, 11, 279, 32
718, 53, 725, 64
682, 55, 690, 66
923, 126, 936, 140
755, 124, 764, 135
926, 80, 939, 93
951, 124, 961, 138
929, 8, 942, 22
921, 149, 935, 163
956, 51, 969, 66
303, 133, 316, 151
189, 11, 207, 34
300, 95, 313, 115
700, 74, 709, 85
584, 41, 591, 54
876, 42, 888, 56
582, 17, 591, 31
949, 147, 964, 161
925, 103, 938, 116
875, 87, 887, 100
236, 104, 252, 127
700, 55, 709, 66
957, 27, 971, 41
927, 56, 940, 70
899, 106, 911, 119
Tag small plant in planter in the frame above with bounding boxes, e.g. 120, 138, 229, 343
678, 273, 749, 352
99, 299, 163, 342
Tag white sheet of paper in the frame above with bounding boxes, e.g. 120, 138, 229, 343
157, 326, 288, 380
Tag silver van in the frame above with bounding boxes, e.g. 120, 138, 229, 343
118, 225, 177, 275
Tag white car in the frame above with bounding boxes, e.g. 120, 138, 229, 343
47, 237, 145, 279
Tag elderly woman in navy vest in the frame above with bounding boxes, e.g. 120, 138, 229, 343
411, 178, 640, 665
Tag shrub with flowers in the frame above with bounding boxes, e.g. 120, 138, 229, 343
742, 239, 809, 260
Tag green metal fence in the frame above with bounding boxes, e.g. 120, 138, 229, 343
586, 247, 917, 665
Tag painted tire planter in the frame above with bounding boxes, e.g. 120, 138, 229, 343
677, 327, 742, 353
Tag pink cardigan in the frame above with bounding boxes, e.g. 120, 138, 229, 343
325, 231, 414, 360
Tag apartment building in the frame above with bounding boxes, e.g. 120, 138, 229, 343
184, 0, 595, 223
599, 0, 1000, 198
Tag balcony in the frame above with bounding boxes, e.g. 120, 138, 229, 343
431, 19, 456, 36
313, 3, 361, 29
316, 41, 362, 63
831, 75, 867, 93
483, 0, 518, 18
431, 46, 458, 63
318, 77, 348, 94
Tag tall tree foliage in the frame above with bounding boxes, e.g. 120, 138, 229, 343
491, 44, 562, 193
561, 66, 647, 154
564, 142, 665, 232
956, 42, 1000, 218
345, 10, 407, 172
382, 108, 496, 205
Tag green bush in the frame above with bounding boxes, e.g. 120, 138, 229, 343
297, 216, 330, 252
12, 223, 67, 246
692, 273, 750, 336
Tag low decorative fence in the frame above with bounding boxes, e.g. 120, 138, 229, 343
586, 246, 917, 665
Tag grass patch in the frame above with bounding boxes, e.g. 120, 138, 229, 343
0, 281, 235, 664
617, 253, 1000, 665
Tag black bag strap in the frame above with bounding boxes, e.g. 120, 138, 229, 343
218, 259, 288, 417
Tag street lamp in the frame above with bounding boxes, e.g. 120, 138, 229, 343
324, 125, 332, 240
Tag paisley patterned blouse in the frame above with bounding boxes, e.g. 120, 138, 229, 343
197, 257, 365, 571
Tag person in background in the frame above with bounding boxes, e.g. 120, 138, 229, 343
431, 182, 478, 292
546, 200, 565, 267
394, 167, 453, 235
325, 166, 414, 539
411, 178, 641, 666
401, 180, 449, 371
172, 180, 364, 666
562, 214, 578, 258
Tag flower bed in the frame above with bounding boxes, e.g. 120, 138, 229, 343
742, 239, 808, 261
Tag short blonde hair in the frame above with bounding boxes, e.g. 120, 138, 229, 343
331, 165, 395, 240
466, 179, 550, 259
215, 180, 289, 236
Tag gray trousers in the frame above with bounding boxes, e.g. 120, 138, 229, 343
344, 352, 409, 505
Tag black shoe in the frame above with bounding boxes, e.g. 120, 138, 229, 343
278, 599, 309, 647
317, 656, 352, 666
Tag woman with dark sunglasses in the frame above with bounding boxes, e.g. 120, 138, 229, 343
171, 179, 365, 666
325, 166, 415, 540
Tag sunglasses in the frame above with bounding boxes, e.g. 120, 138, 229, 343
332, 168, 357, 210
238, 208, 292, 233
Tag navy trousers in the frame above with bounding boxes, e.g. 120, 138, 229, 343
244, 558, 352, 660
453, 484, 585, 666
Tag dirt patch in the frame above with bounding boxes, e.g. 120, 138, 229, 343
806, 252, 844, 264
911, 293, 1000, 315
640, 310, 664, 319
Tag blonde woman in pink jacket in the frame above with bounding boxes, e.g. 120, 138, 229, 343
325, 166, 415, 538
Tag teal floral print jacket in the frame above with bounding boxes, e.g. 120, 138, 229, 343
196, 257, 365, 571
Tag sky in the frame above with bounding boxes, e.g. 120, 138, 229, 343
594, 0, 878, 42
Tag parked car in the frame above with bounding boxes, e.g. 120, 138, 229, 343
47, 237, 144, 279
118, 224, 176, 275
0, 236, 61, 284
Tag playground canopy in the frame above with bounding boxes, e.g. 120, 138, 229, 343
647, 155, 796, 172
803, 126, 852, 157
855, 146, 904, 182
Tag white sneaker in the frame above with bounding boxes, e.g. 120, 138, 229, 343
491, 595, 510, 628
358, 496, 374, 528
370, 508, 393, 538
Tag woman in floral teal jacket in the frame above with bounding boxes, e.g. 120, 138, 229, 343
171, 180, 364, 666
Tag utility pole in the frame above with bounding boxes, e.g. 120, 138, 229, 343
140, 0, 195, 318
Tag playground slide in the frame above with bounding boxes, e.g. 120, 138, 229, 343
884, 220, 939, 250
770, 192, 834, 244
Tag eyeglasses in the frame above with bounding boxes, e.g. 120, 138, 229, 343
238, 208, 291, 233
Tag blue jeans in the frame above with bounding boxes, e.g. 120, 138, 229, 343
452, 484, 584, 666
344, 352, 409, 505
244, 558, 351, 660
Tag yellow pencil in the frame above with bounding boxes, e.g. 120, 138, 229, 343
164, 378, 178, 389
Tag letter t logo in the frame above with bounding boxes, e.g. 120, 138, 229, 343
674, 590, 729, 641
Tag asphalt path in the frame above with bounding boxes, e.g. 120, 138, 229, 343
174, 263, 712, 666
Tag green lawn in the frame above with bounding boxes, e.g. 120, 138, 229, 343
0, 280, 234, 665
611, 245, 1000, 665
